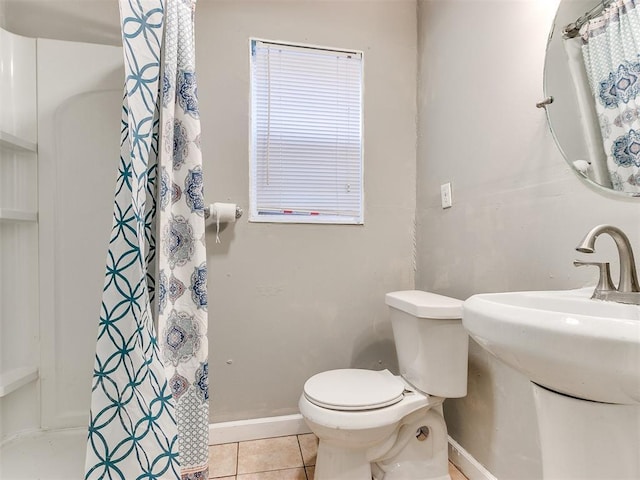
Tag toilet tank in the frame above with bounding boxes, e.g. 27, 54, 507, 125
386, 290, 468, 398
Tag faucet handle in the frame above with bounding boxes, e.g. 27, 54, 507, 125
573, 261, 616, 293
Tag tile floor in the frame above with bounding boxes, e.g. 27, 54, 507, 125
208, 434, 468, 480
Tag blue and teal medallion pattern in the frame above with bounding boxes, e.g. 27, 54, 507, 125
158, 0, 209, 477
581, 0, 640, 192
85, 0, 208, 478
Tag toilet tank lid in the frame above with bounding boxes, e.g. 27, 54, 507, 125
385, 290, 463, 319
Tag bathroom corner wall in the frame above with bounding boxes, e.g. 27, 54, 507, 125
416, 1, 640, 478
195, 0, 418, 423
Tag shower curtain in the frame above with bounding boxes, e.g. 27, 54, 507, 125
562, 36, 612, 187
581, 0, 640, 193
84, 0, 209, 478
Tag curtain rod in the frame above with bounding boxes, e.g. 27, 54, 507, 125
563, 0, 614, 38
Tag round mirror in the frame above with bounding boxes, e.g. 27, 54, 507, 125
544, 0, 640, 196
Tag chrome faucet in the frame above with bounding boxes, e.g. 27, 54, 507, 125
575, 225, 640, 305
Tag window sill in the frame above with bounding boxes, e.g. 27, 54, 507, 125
249, 214, 363, 225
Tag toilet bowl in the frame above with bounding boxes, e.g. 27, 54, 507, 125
299, 370, 450, 480
299, 291, 468, 480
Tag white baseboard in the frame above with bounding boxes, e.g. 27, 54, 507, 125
448, 436, 498, 480
209, 413, 312, 445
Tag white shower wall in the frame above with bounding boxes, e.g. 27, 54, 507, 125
37, 38, 122, 430
0, 28, 39, 443
1, 33, 145, 479
1, 33, 123, 444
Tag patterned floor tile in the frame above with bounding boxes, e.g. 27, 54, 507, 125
297, 434, 318, 467
237, 467, 306, 480
210, 435, 468, 480
305, 465, 315, 480
209, 442, 238, 478
237, 436, 304, 474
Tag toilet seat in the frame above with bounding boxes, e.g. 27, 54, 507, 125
303, 369, 406, 411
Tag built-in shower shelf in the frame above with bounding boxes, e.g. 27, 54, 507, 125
0, 208, 38, 222
0, 130, 37, 153
0, 366, 39, 397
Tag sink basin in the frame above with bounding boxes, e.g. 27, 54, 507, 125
463, 288, 640, 404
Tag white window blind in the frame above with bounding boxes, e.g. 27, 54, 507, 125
250, 39, 363, 224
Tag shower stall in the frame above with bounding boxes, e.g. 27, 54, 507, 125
0, 27, 123, 478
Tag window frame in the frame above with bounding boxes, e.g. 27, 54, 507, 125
248, 38, 365, 225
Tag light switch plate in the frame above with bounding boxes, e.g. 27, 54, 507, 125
441, 182, 452, 209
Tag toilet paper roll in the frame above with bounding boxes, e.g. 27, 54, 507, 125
207, 202, 237, 243
211, 202, 237, 223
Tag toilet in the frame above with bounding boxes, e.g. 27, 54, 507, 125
298, 290, 468, 480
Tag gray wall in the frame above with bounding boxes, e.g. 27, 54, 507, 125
196, 0, 418, 423
416, 1, 640, 478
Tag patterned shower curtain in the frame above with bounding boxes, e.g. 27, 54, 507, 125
84, 0, 208, 478
158, 0, 209, 477
581, 0, 640, 193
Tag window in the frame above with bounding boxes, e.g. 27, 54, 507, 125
249, 39, 364, 224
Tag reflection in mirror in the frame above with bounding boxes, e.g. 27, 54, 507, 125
545, 0, 640, 196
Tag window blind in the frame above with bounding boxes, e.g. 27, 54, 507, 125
250, 40, 363, 224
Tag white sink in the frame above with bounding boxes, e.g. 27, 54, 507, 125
463, 288, 640, 404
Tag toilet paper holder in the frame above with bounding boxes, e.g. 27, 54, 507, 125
204, 204, 243, 220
